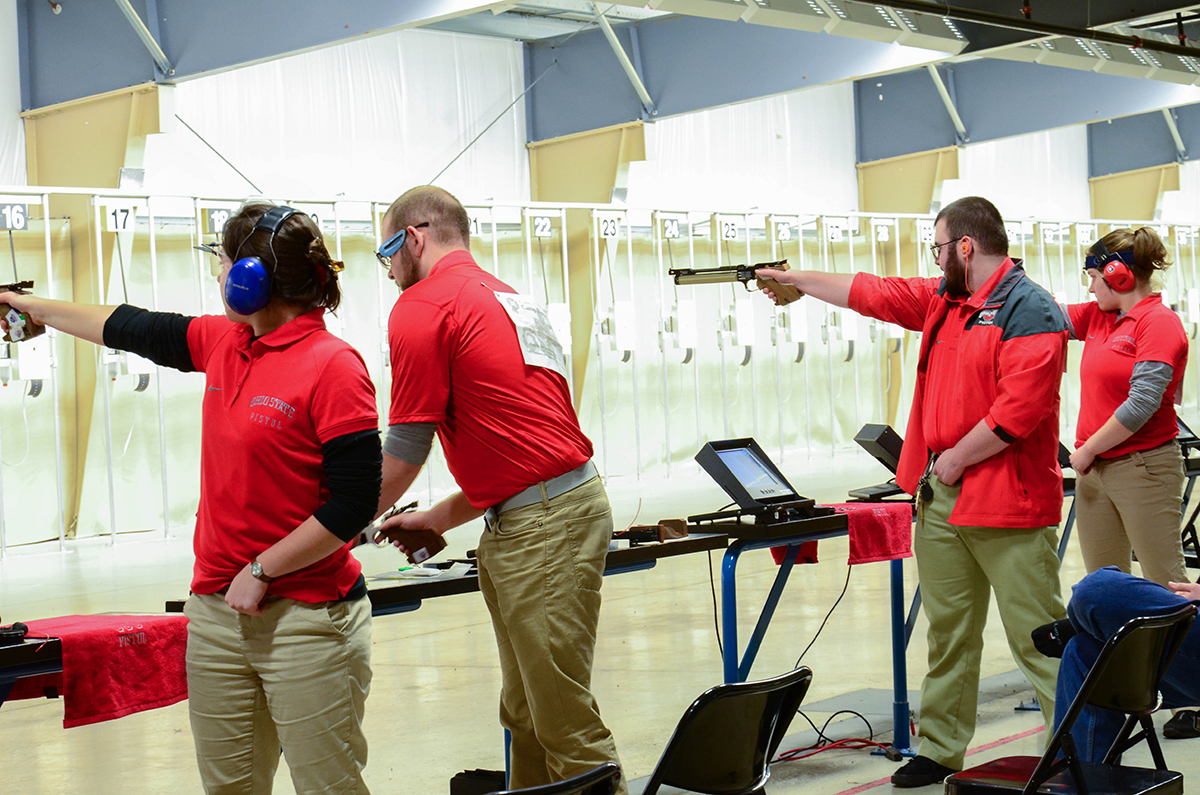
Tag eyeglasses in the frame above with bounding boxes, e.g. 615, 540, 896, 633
194, 243, 225, 278
377, 222, 430, 269
929, 236, 965, 260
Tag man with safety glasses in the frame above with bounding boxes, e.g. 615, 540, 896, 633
758, 196, 1070, 788
371, 186, 626, 795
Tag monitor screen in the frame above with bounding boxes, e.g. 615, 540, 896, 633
715, 447, 795, 502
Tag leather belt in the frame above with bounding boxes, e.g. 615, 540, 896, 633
483, 461, 598, 529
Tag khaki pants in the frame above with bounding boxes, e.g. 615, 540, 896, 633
184, 592, 372, 795
476, 476, 627, 795
1074, 441, 1188, 587
913, 476, 1066, 770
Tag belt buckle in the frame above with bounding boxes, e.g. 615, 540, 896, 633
483, 507, 499, 532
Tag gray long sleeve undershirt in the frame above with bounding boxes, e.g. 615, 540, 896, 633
1115, 361, 1174, 432
383, 422, 438, 465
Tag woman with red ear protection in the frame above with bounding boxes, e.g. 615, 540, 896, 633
0, 202, 380, 793
1062, 226, 1189, 589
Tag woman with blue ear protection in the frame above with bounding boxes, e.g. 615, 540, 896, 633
0, 202, 381, 794
1062, 226, 1189, 587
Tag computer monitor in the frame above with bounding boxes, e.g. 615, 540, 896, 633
695, 438, 798, 510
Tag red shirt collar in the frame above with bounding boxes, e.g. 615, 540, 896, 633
237, 307, 328, 351
1115, 293, 1164, 325
425, 249, 477, 280
944, 257, 1016, 309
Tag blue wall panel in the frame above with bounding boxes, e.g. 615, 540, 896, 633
854, 66, 957, 162
19, 0, 500, 109
526, 15, 945, 143
855, 58, 1200, 164
1087, 112, 1181, 177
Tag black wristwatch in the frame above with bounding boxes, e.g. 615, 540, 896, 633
250, 560, 275, 584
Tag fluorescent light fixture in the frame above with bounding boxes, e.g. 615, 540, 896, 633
888, 7, 967, 55
740, 0, 829, 34
651, 0, 747, 22
815, 0, 903, 44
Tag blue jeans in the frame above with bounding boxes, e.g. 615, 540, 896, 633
1054, 567, 1200, 762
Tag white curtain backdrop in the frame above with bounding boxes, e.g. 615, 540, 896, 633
944, 125, 1091, 220
626, 82, 858, 212
0, 0, 26, 186
143, 28, 529, 203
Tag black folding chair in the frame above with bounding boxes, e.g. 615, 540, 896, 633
945, 603, 1197, 795
640, 666, 813, 795
493, 763, 622, 795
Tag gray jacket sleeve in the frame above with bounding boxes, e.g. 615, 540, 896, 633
1114, 361, 1174, 432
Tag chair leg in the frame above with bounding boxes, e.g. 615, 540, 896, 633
1143, 717, 1170, 771
1102, 714, 1140, 765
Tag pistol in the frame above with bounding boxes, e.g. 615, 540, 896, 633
669, 259, 804, 306
0, 281, 45, 343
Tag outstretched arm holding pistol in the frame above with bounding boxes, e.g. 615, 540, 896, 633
754, 268, 855, 308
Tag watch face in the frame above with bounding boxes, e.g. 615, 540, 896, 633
251, 562, 264, 579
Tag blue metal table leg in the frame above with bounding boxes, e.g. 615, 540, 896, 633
504, 728, 511, 786
890, 557, 914, 754
735, 544, 800, 682
722, 541, 746, 683
905, 585, 922, 649
1057, 499, 1075, 561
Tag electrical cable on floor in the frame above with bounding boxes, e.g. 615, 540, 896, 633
707, 550, 722, 657
773, 709, 888, 763
794, 563, 852, 667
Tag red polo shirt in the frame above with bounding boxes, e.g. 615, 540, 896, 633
187, 310, 379, 602
1067, 295, 1187, 458
388, 250, 592, 508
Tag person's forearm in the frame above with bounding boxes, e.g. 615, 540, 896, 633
792, 271, 855, 308
0, 292, 118, 345
933, 419, 1010, 485
1079, 415, 1136, 459
377, 453, 423, 518
254, 516, 348, 579
425, 491, 485, 534
756, 269, 855, 308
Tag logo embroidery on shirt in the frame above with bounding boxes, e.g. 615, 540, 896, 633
1110, 334, 1136, 356
248, 394, 297, 430
974, 309, 998, 326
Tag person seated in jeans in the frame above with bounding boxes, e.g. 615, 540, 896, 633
1038, 567, 1200, 761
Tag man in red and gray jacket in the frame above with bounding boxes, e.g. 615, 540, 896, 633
759, 196, 1069, 788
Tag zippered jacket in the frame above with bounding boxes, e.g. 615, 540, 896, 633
849, 259, 1069, 528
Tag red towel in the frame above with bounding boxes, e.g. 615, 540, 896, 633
771, 502, 912, 566
21, 614, 188, 728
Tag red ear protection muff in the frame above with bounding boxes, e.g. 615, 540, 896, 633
1085, 240, 1137, 292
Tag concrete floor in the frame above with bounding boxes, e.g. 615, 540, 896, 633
2, 451, 1198, 794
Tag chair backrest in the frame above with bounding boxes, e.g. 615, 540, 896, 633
492, 763, 621, 795
641, 666, 813, 795
1075, 604, 1197, 717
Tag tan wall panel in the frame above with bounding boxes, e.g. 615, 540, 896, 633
1089, 163, 1180, 221
528, 123, 646, 402
20, 86, 165, 536
856, 146, 959, 215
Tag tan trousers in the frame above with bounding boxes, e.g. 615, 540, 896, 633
184, 592, 372, 795
1074, 440, 1188, 586
913, 476, 1066, 770
476, 476, 627, 795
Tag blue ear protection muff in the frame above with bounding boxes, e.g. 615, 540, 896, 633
1084, 240, 1138, 293
225, 205, 300, 316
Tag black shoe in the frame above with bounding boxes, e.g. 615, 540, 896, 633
891, 756, 959, 788
1031, 618, 1077, 658
1163, 709, 1200, 739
